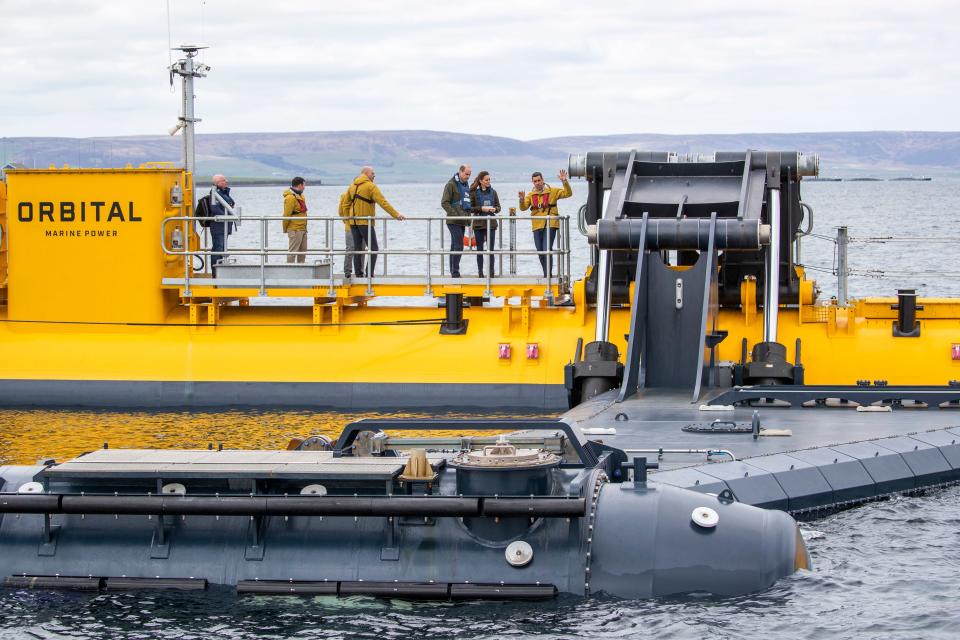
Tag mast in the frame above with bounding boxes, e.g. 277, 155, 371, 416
168, 45, 209, 175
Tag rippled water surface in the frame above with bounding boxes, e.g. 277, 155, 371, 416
1, 486, 959, 639
0, 409, 529, 466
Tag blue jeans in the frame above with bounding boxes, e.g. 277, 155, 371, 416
475, 228, 496, 276
447, 223, 465, 276
533, 226, 557, 276
211, 232, 227, 267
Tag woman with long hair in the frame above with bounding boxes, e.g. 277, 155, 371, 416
468, 170, 501, 278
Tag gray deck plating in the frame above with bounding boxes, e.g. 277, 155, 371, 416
568, 388, 960, 515
41, 449, 452, 482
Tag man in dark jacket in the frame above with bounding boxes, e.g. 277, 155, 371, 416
440, 164, 472, 277
209, 174, 236, 267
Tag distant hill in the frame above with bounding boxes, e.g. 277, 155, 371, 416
2, 130, 958, 183
0, 131, 567, 184
534, 131, 960, 177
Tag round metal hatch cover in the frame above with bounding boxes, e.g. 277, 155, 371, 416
505, 540, 534, 567
162, 483, 187, 495
692, 506, 720, 529
453, 436, 560, 469
300, 484, 328, 496
17, 481, 44, 494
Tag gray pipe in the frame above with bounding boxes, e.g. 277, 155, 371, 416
837, 226, 849, 307
594, 191, 613, 343
0, 493, 586, 519
589, 219, 768, 251
763, 188, 782, 342
181, 56, 196, 175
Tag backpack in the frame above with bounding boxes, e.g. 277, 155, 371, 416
195, 194, 213, 227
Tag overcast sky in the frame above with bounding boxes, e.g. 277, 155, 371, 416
1, 0, 958, 139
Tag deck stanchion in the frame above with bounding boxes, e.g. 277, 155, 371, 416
327, 218, 335, 296
837, 225, 849, 307
440, 218, 445, 277
425, 218, 433, 295
382, 218, 388, 276
509, 207, 517, 275
182, 218, 191, 297
203, 225, 209, 275
498, 213, 504, 277
563, 218, 573, 293
546, 223, 552, 300
366, 222, 373, 295
485, 216, 492, 297
259, 217, 267, 296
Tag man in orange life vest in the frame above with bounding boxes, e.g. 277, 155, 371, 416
282, 176, 308, 264
519, 169, 572, 276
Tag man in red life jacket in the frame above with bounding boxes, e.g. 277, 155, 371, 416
282, 177, 308, 263
519, 169, 572, 276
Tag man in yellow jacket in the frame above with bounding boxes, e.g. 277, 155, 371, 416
282, 177, 308, 264
341, 166, 406, 277
519, 169, 572, 276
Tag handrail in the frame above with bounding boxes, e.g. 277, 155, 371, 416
332, 418, 597, 467
161, 213, 572, 299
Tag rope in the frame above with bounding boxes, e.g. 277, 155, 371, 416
799, 264, 835, 274
848, 269, 960, 279
799, 264, 960, 279
849, 236, 960, 244
0, 318, 447, 328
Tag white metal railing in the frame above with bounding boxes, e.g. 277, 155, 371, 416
161, 213, 572, 298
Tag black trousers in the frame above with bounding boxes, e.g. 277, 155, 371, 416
447, 223, 465, 276
474, 228, 496, 276
350, 224, 378, 276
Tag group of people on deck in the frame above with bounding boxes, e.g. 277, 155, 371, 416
439, 165, 572, 278
207, 166, 573, 278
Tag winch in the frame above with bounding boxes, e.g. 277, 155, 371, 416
452, 436, 562, 541
453, 436, 561, 494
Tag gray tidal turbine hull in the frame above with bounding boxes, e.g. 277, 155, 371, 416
590, 482, 803, 598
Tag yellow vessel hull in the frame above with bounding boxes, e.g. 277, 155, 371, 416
1, 299, 960, 408
3, 167, 960, 409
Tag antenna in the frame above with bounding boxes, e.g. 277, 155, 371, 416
168, 44, 210, 176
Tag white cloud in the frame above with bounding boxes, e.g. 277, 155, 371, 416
1, 0, 957, 138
